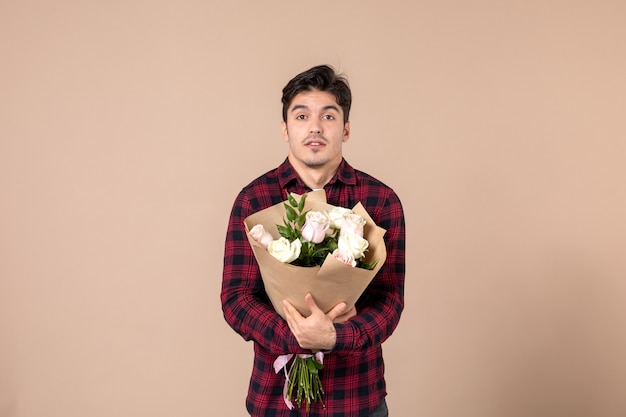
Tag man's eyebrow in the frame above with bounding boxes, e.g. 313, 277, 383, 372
322, 105, 341, 113
290, 104, 340, 113
290, 104, 309, 112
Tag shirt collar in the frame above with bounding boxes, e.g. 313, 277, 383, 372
277, 158, 357, 190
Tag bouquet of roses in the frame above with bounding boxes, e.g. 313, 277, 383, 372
244, 190, 386, 412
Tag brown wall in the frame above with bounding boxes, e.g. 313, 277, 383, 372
1, 1, 625, 416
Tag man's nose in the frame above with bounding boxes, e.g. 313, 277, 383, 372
309, 119, 321, 134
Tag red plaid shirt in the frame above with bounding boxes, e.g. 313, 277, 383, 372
221, 158, 406, 417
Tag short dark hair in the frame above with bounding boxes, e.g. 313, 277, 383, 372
281, 65, 352, 124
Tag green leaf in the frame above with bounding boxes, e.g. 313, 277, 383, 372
284, 203, 297, 222
313, 359, 324, 370
298, 193, 307, 211
357, 259, 378, 270
297, 213, 307, 228
287, 193, 298, 208
277, 225, 290, 239
311, 247, 331, 258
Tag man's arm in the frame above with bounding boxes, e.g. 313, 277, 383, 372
220, 191, 306, 355
332, 190, 406, 353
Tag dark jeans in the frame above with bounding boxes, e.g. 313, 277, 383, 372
261, 399, 389, 417
276, 398, 389, 417
370, 398, 389, 417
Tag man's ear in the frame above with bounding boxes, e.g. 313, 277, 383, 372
343, 121, 351, 142
281, 120, 289, 142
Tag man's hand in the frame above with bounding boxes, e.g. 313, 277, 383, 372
283, 293, 347, 351
333, 306, 357, 323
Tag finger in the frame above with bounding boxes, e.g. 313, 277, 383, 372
282, 300, 300, 326
326, 301, 347, 321
304, 293, 323, 316
334, 306, 356, 323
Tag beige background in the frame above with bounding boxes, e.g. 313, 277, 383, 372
1, 1, 625, 416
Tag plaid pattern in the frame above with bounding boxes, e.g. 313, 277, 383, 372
221, 158, 406, 417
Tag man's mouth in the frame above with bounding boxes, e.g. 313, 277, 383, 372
305, 136, 327, 147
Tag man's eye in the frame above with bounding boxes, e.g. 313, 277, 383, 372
323, 114, 335, 120
296, 114, 306, 120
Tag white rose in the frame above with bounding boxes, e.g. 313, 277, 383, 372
332, 248, 357, 267
267, 237, 302, 263
338, 232, 369, 259
324, 206, 353, 230
340, 213, 366, 238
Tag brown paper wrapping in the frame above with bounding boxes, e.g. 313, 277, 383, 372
244, 190, 387, 318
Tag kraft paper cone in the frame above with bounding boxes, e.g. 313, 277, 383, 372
244, 190, 387, 318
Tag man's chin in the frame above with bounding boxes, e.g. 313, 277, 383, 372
303, 159, 328, 168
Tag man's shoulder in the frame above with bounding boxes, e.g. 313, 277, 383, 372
338, 159, 393, 191
241, 165, 281, 191
234, 163, 287, 211
353, 167, 396, 194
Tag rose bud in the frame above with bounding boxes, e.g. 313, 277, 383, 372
301, 211, 330, 244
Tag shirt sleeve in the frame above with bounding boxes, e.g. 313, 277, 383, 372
220, 190, 307, 355
332, 190, 406, 353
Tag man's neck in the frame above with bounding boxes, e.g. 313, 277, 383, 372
289, 156, 341, 190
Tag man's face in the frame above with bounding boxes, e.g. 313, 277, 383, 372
281, 90, 350, 171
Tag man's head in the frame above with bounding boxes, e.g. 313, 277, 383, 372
281, 65, 352, 124
280, 66, 352, 187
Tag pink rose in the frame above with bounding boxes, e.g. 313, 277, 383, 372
332, 248, 356, 267
249, 224, 274, 248
301, 211, 330, 244
340, 213, 366, 237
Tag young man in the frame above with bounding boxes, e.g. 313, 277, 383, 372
221, 65, 406, 417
